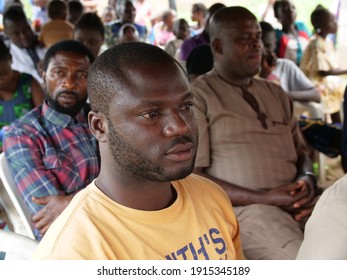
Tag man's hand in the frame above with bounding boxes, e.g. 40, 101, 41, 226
264, 182, 309, 208
32, 195, 73, 237
292, 195, 320, 221
292, 176, 316, 206
289, 176, 317, 219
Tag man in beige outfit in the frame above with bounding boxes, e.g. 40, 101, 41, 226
191, 6, 319, 260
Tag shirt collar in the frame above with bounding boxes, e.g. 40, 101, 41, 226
42, 100, 88, 128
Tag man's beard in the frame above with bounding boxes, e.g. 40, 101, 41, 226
107, 118, 196, 182
46, 91, 87, 116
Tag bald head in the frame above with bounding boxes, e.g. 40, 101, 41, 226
88, 42, 186, 115
209, 6, 257, 42
208, 6, 262, 83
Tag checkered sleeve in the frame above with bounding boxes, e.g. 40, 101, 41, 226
3, 127, 60, 217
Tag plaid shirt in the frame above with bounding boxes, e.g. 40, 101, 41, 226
3, 101, 100, 238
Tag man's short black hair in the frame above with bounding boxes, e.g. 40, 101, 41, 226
259, 21, 275, 33
3, 6, 27, 24
42, 40, 95, 71
209, 6, 257, 43
74, 12, 105, 39
273, 0, 286, 19
311, 5, 329, 30
48, 0, 67, 20
88, 42, 184, 115
192, 3, 207, 15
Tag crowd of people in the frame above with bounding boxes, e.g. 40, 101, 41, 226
0, 0, 346, 260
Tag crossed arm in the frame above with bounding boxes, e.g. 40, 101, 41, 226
4, 132, 77, 239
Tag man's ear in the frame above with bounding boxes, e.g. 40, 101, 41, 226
211, 38, 223, 55
41, 70, 46, 84
88, 111, 108, 143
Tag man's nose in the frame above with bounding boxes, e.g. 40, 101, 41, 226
163, 111, 189, 137
62, 73, 75, 88
250, 37, 263, 49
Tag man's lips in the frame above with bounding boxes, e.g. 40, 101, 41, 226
248, 51, 262, 61
165, 143, 194, 162
58, 92, 77, 103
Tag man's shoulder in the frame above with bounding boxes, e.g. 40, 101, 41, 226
133, 23, 146, 33
108, 20, 122, 33
182, 33, 207, 47
276, 57, 295, 67
253, 76, 286, 92
319, 175, 347, 206
7, 106, 43, 133
178, 174, 227, 197
191, 69, 216, 86
110, 20, 122, 28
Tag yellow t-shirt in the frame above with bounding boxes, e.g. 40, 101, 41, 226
33, 174, 244, 260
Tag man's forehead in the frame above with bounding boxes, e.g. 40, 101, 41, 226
4, 18, 28, 29
223, 19, 260, 31
49, 51, 91, 66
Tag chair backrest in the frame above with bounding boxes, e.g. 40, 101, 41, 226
0, 229, 38, 260
0, 153, 35, 239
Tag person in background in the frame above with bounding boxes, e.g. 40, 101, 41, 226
80, 0, 97, 13
296, 173, 347, 259
150, 9, 176, 48
186, 44, 213, 82
258, 0, 281, 29
190, 3, 207, 37
164, 18, 190, 66
108, 0, 117, 14
104, 0, 146, 48
74, 12, 105, 58
33, 42, 244, 260
191, 6, 319, 260
134, 0, 151, 31
101, 5, 117, 24
300, 5, 346, 124
259, 21, 320, 103
68, 0, 84, 25
0, 39, 44, 151
118, 23, 139, 44
3, 40, 99, 240
2, 6, 46, 85
180, 2, 225, 63
274, 0, 311, 65
31, 0, 49, 32
39, 0, 74, 48
0, 0, 4, 13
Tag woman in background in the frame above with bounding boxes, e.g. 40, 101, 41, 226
0, 39, 44, 151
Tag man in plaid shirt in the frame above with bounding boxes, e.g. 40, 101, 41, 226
3, 40, 100, 240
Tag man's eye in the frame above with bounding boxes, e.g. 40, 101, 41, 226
52, 70, 65, 76
239, 35, 249, 40
76, 72, 88, 80
180, 103, 193, 111
141, 111, 160, 119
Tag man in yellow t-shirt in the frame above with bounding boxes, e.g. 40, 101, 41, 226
33, 42, 244, 260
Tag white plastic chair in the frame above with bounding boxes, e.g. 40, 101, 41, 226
0, 229, 38, 260
0, 153, 35, 239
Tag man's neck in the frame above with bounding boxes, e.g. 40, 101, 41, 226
282, 23, 296, 35
95, 173, 175, 211
215, 68, 253, 87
